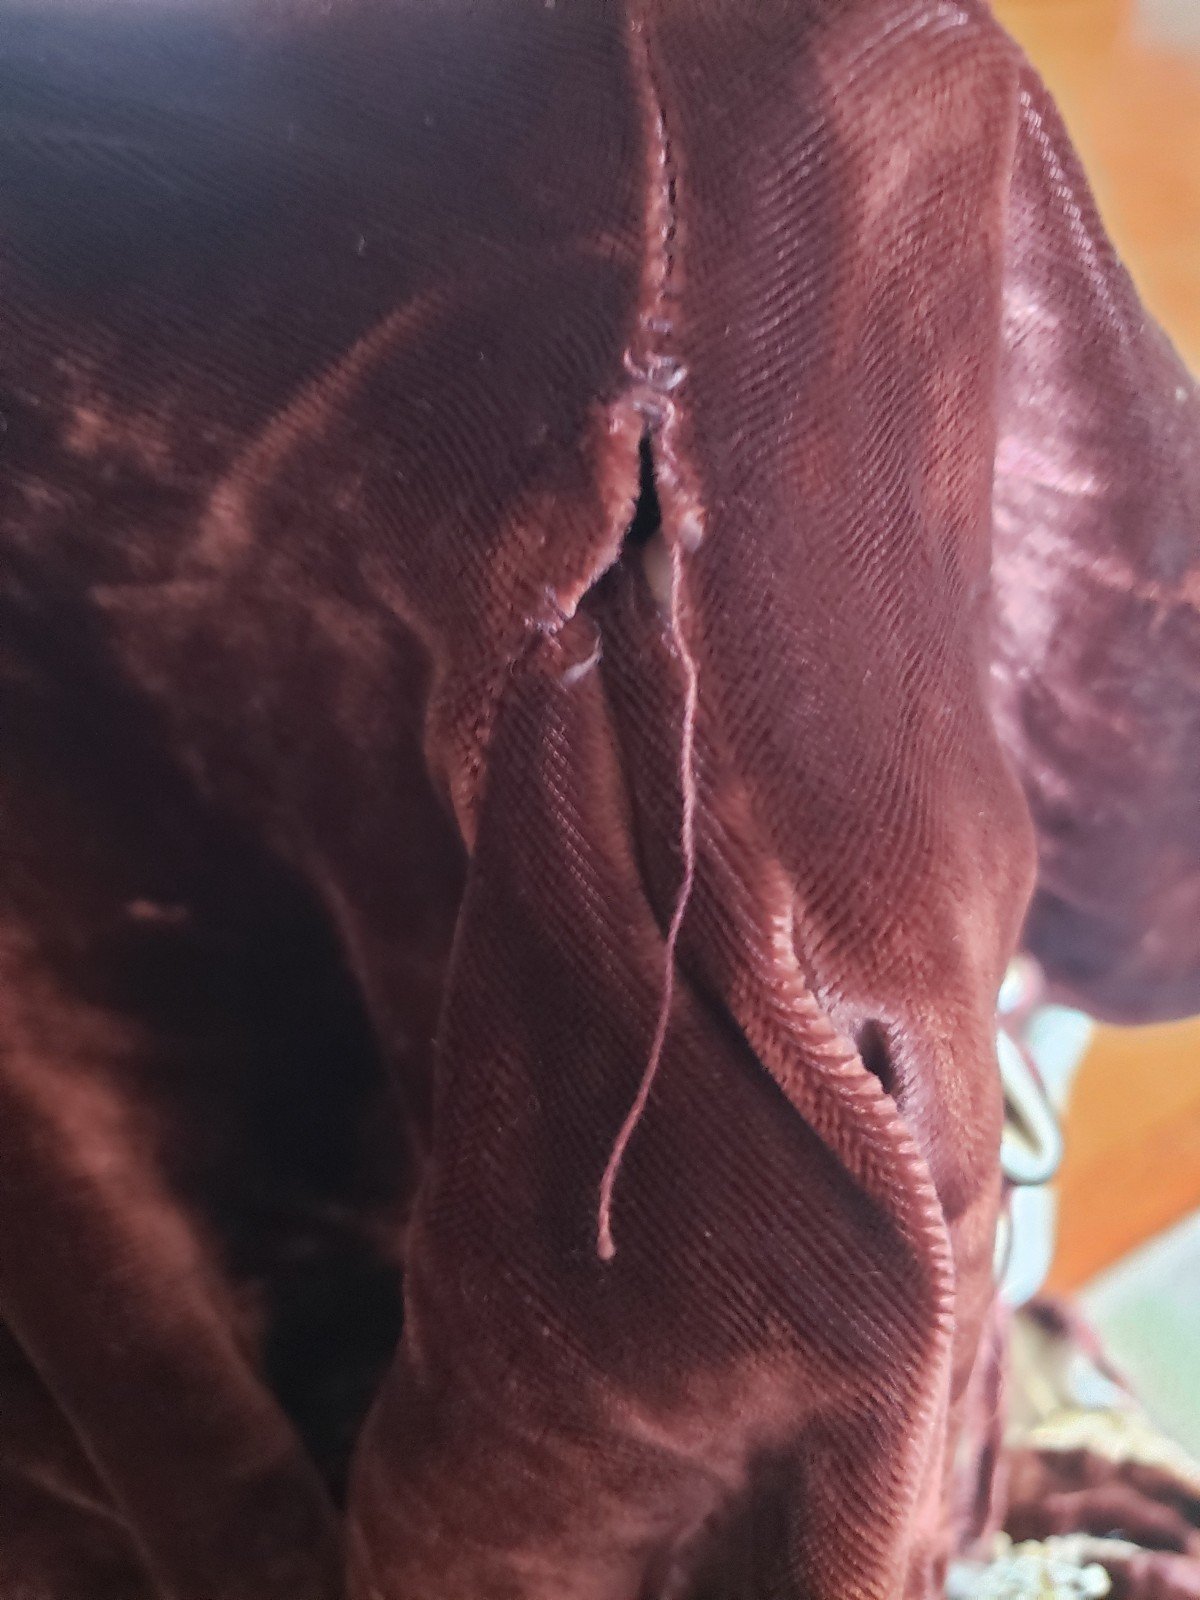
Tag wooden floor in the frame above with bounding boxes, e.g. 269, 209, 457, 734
993, 0, 1200, 1290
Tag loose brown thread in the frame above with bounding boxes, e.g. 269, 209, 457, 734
597, 538, 700, 1261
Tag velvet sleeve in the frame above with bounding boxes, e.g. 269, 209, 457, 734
991, 65, 1200, 1025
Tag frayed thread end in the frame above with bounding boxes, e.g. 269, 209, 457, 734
597, 539, 700, 1261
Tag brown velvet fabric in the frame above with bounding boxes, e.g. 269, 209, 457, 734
1006, 1450, 1200, 1561
0, 2, 1197, 1596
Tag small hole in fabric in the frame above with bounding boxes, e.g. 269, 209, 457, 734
856, 1020, 899, 1100
625, 431, 662, 550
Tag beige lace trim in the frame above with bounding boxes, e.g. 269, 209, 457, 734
948, 1536, 1113, 1600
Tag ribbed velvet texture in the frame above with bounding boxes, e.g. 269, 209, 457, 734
1, 2, 1197, 1596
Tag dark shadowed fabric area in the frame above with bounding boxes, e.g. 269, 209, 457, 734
0, 2, 1197, 1597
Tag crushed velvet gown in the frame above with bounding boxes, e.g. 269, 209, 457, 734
1, 1, 1198, 1596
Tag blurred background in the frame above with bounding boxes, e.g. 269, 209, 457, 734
994, 0, 1200, 1447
